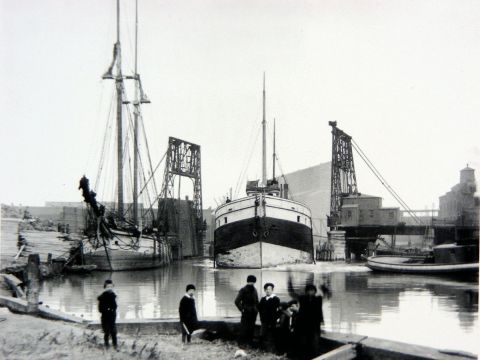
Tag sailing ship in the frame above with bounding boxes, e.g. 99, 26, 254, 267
214, 76, 314, 268
78, 0, 171, 271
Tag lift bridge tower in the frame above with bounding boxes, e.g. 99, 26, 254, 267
326, 122, 431, 260
158, 137, 204, 259
328, 121, 358, 228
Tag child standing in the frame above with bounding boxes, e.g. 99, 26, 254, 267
179, 284, 198, 343
257, 282, 280, 352
276, 300, 299, 356
97, 279, 117, 349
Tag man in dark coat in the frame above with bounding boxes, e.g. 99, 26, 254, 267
97, 279, 117, 349
288, 276, 327, 359
179, 284, 198, 343
234, 274, 259, 346
257, 282, 280, 352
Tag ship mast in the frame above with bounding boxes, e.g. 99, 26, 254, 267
272, 118, 276, 181
115, 0, 124, 218
132, 0, 139, 225
131, 0, 150, 226
262, 73, 267, 187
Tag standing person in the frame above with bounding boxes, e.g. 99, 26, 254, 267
234, 275, 259, 346
97, 279, 117, 350
257, 282, 280, 352
275, 300, 299, 356
288, 275, 327, 359
179, 284, 198, 344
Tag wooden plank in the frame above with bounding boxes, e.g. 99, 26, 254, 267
18, 230, 75, 262
2, 274, 25, 298
14, 244, 25, 260
314, 344, 357, 360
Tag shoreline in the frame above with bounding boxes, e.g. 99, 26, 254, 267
2, 218, 478, 357
0, 290, 477, 360
0, 309, 276, 360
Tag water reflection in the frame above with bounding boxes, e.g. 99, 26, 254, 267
4, 217, 476, 352
324, 271, 478, 353
37, 259, 478, 354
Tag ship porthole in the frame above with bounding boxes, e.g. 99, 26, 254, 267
252, 231, 258, 237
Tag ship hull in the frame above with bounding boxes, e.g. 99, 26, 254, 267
83, 248, 168, 271
214, 195, 314, 268
215, 239, 313, 268
82, 232, 171, 271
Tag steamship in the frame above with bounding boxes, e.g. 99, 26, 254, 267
213, 77, 314, 268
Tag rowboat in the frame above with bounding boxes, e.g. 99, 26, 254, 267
366, 256, 478, 274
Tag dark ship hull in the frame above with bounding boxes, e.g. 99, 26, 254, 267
214, 194, 314, 268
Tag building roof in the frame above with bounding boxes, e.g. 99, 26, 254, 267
344, 193, 381, 199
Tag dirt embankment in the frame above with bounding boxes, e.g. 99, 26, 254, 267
0, 310, 280, 360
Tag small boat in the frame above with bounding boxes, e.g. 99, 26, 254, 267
366, 255, 478, 274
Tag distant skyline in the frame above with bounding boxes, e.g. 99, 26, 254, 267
1, 0, 479, 211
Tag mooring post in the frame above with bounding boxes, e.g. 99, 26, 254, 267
26, 253, 40, 314
80, 241, 85, 265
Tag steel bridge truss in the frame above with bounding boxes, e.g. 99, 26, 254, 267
329, 121, 358, 227
159, 137, 203, 234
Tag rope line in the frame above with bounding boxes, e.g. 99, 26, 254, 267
234, 125, 262, 198
95, 89, 116, 190
351, 140, 423, 225
140, 112, 159, 198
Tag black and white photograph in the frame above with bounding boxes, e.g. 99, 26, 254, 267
1, 0, 478, 359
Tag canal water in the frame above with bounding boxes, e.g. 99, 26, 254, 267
1, 218, 478, 354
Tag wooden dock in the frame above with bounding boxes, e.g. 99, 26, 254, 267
1, 224, 82, 277
18, 230, 78, 261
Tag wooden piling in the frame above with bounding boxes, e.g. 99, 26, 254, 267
25, 253, 40, 313
79, 241, 85, 265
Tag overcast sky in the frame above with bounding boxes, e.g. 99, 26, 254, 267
1, 0, 479, 211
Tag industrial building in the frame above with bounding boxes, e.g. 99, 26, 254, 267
278, 161, 331, 238
435, 166, 479, 245
340, 195, 399, 227
438, 166, 478, 226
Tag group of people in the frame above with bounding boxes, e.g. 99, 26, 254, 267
97, 275, 329, 359
97, 280, 199, 349
235, 274, 329, 359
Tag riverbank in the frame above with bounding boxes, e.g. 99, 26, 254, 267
0, 309, 278, 360
2, 218, 478, 355
1, 303, 477, 360
0, 272, 477, 360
